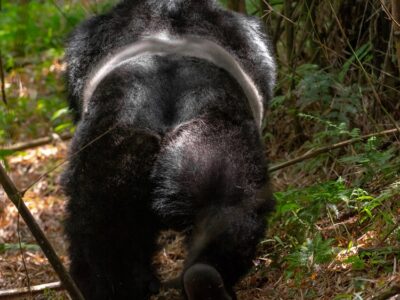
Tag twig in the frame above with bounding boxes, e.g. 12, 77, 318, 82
17, 203, 32, 298
381, 0, 400, 28
269, 128, 399, 172
0, 50, 7, 105
262, 0, 295, 24
21, 125, 116, 194
0, 163, 84, 300
0, 282, 62, 299
0, 133, 72, 153
0, 0, 6, 105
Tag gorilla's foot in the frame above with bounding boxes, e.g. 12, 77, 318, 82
183, 263, 232, 300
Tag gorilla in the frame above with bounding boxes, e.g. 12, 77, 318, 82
61, 0, 276, 299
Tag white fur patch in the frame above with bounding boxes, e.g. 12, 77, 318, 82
127, 55, 155, 69
141, 30, 173, 42
149, 0, 184, 12
239, 18, 276, 83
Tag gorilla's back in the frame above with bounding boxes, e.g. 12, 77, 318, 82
65, 0, 275, 129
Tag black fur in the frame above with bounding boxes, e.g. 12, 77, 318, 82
62, 1, 275, 299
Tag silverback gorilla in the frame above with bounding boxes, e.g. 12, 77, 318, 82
61, 1, 276, 299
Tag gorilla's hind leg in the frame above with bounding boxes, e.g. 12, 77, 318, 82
67, 218, 160, 300
182, 204, 271, 300
63, 126, 162, 299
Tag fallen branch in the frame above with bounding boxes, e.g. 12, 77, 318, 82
269, 128, 399, 172
0, 277, 185, 299
0, 277, 183, 299
0, 282, 62, 299
0, 132, 72, 153
0, 163, 84, 300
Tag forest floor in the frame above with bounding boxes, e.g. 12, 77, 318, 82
1, 143, 399, 300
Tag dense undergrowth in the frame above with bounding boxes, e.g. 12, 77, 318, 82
0, 1, 399, 299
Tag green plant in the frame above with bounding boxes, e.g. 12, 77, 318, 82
285, 234, 335, 281
272, 178, 353, 243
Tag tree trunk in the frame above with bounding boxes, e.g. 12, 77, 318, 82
284, 0, 294, 64
391, 0, 400, 73
15, 0, 29, 56
260, 0, 269, 17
